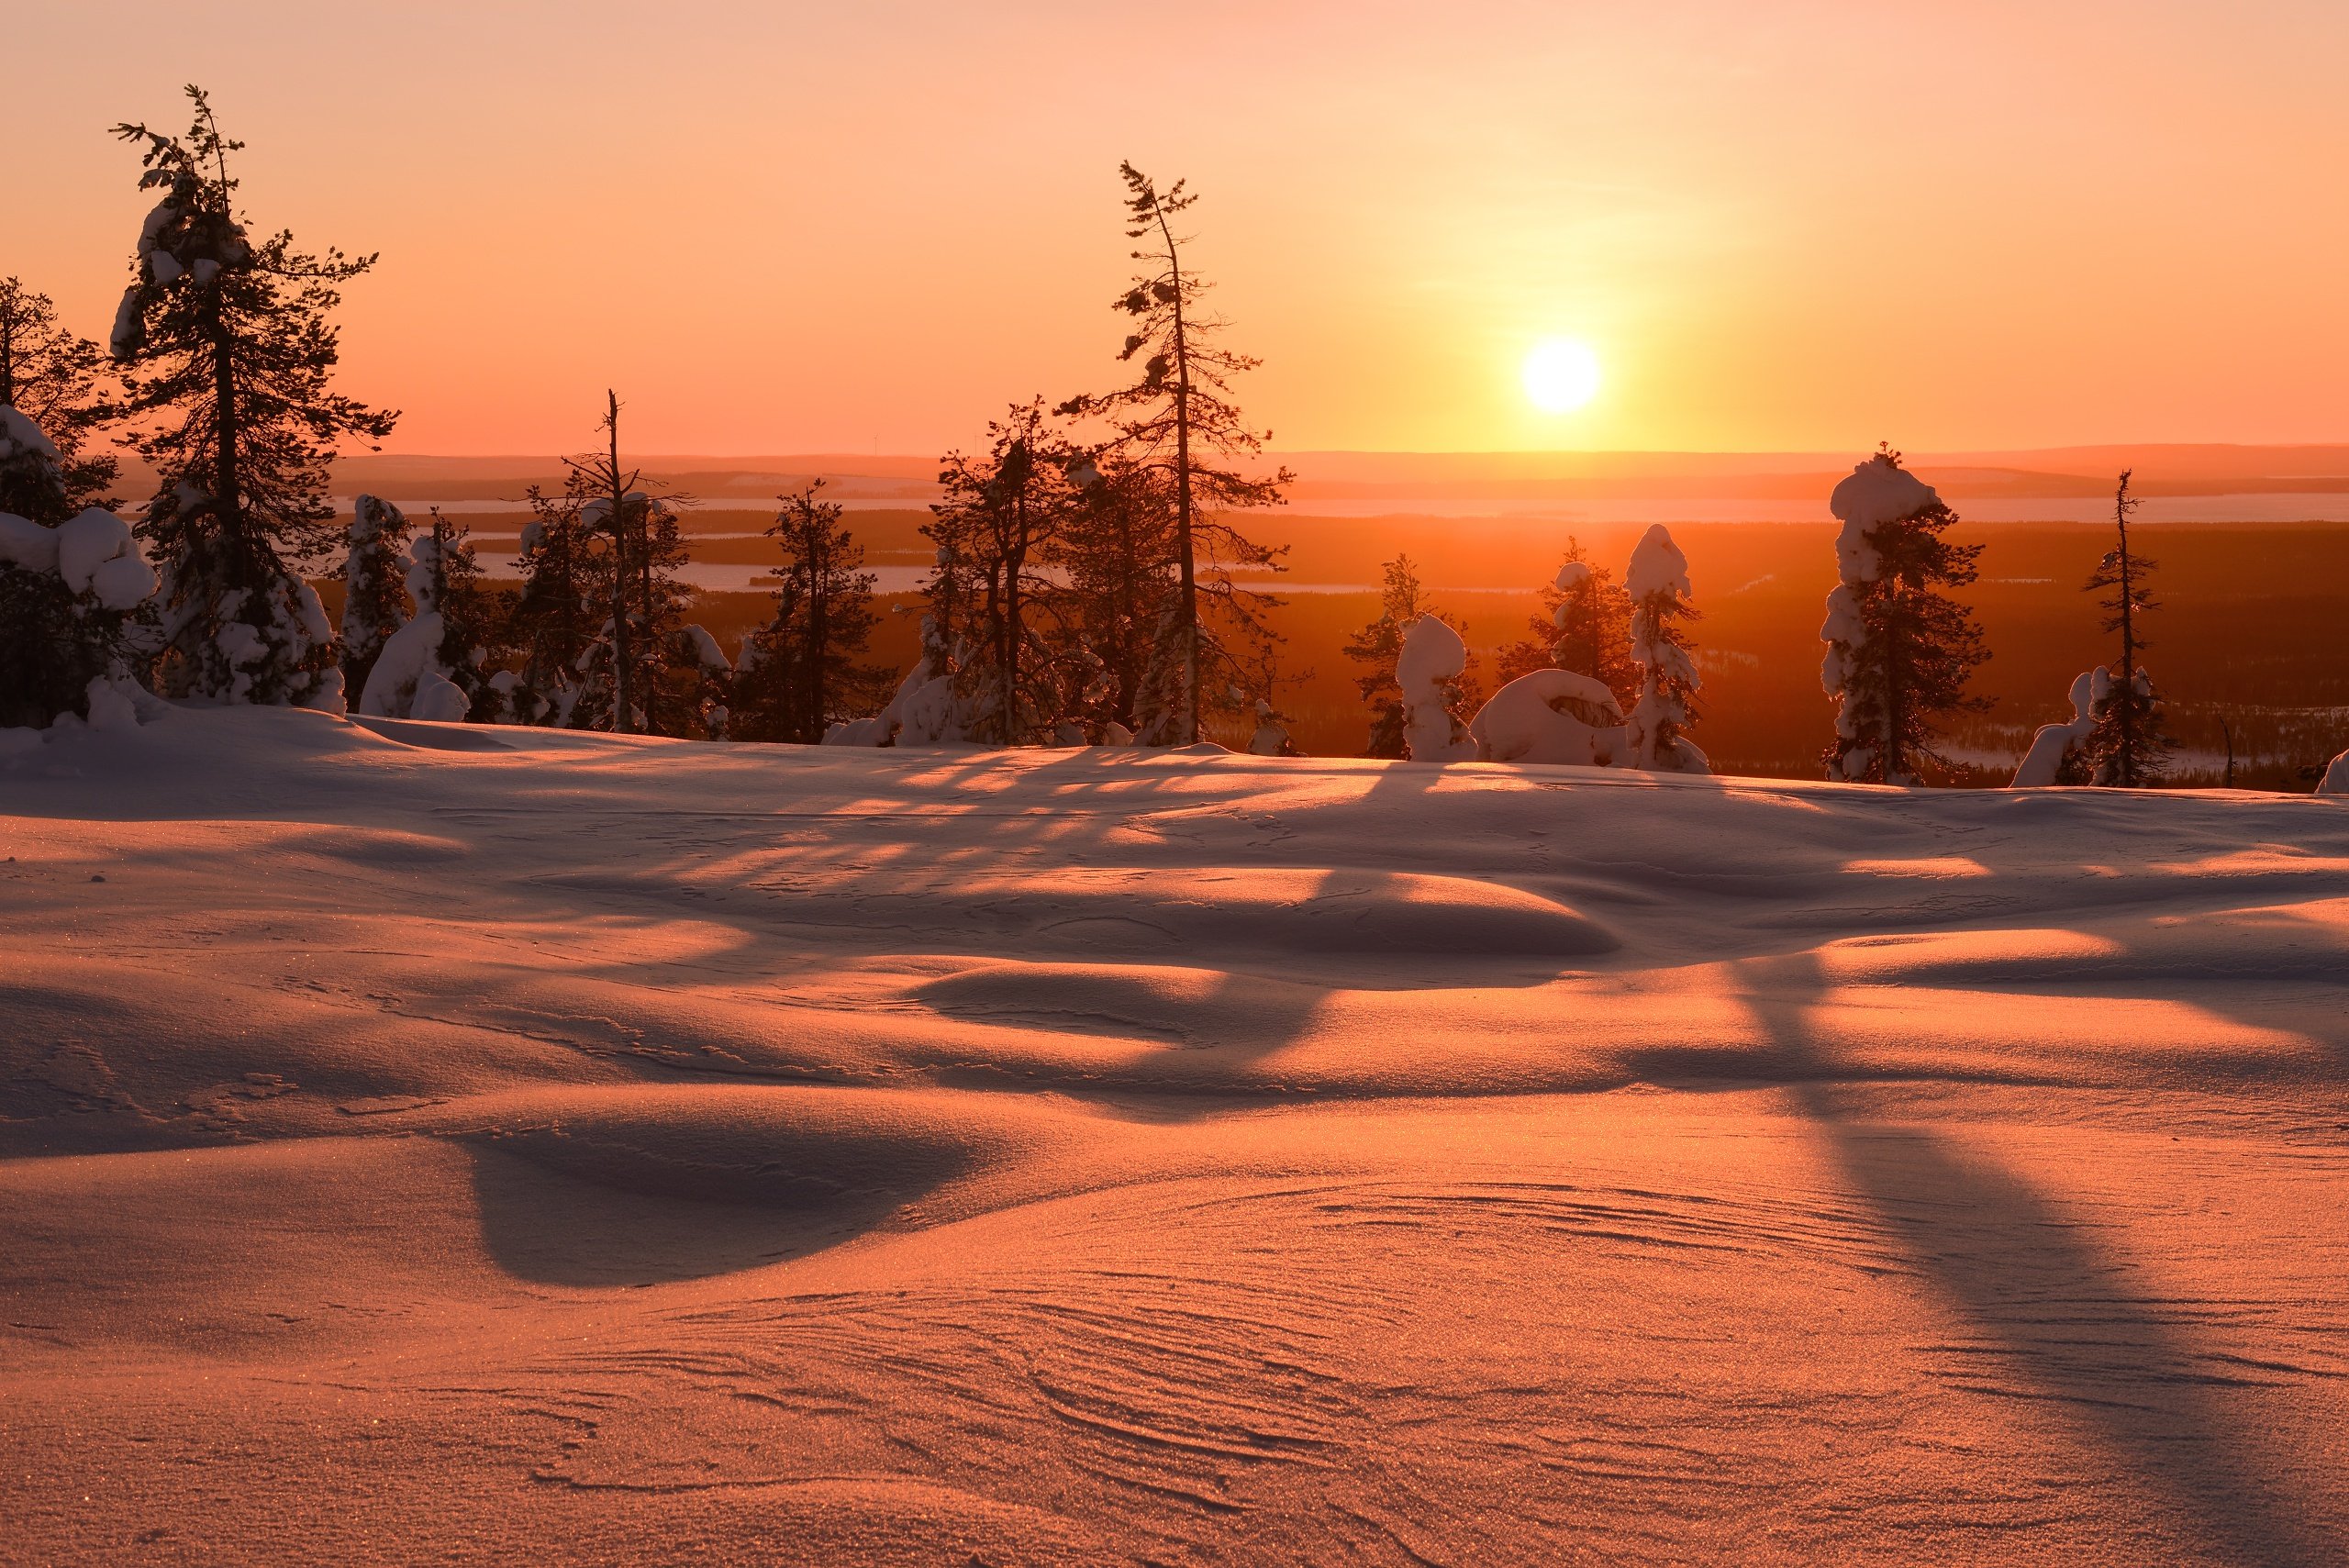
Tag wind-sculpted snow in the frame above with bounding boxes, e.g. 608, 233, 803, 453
4, 708, 2347, 1564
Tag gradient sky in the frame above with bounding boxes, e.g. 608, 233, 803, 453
12, 2, 2349, 456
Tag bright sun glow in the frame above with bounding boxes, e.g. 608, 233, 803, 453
1522, 338, 1602, 414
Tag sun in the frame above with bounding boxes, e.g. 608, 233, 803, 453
1522, 338, 1602, 414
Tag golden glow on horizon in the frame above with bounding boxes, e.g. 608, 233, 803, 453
11, 7, 2349, 453
1521, 339, 1602, 416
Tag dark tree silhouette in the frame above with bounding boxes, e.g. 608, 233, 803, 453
1052, 452, 1181, 740
735, 481, 895, 744
506, 482, 601, 725
555, 394, 715, 736
1494, 539, 1638, 706
2081, 470, 2171, 786
111, 86, 396, 706
1060, 162, 1288, 743
928, 400, 1079, 745
0, 277, 121, 512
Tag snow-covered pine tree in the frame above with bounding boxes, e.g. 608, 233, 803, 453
420, 507, 501, 719
0, 406, 159, 728
1820, 448, 1989, 784
357, 523, 470, 722
1246, 696, 1298, 756
1345, 555, 1442, 758
0, 277, 123, 513
1623, 524, 1707, 773
1057, 163, 1290, 744
109, 88, 396, 709
1494, 540, 1639, 707
1396, 613, 1478, 763
2079, 471, 2171, 786
1346, 559, 1487, 759
560, 395, 707, 735
733, 481, 894, 744
340, 495, 413, 705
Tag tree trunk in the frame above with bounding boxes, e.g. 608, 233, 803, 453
606, 390, 634, 734
2113, 475, 2136, 785
1161, 209, 1198, 746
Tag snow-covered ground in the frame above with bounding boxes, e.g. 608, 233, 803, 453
4, 709, 2346, 1564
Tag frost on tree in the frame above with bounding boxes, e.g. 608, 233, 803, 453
340, 495, 413, 706
2010, 669, 2109, 787
1396, 614, 1478, 763
1819, 449, 1989, 784
0, 408, 161, 729
1622, 524, 1707, 774
108, 89, 396, 712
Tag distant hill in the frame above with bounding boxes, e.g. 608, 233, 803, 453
278, 445, 2349, 506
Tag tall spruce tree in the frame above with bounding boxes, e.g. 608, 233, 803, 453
504, 483, 601, 726
1820, 448, 1989, 784
1052, 452, 1181, 740
560, 394, 710, 736
0, 278, 121, 512
928, 401, 1080, 745
2080, 470, 2171, 786
1494, 539, 1638, 706
110, 87, 396, 707
735, 481, 894, 744
1059, 163, 1288, 744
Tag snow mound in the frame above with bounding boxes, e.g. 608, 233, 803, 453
1624, 524, 1690, 602
2012, 669, 2109, 787
1469, 669, 1628, 766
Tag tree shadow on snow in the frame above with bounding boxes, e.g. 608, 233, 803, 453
1694, 949, 2341, 1566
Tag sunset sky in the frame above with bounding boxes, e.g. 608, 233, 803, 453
12, 2, 2349, 456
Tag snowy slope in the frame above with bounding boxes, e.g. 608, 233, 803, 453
4, 709, 2347, 1565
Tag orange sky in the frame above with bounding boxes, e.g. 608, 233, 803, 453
11, 2, 2349, 456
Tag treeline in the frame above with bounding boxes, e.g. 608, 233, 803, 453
1, 88, 2331, 792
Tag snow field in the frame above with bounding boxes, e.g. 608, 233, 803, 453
3, 707, 2347, 1564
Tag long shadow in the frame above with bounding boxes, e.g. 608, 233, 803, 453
429, 744, 1593, 1119
1716, 948, 2339, 1566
